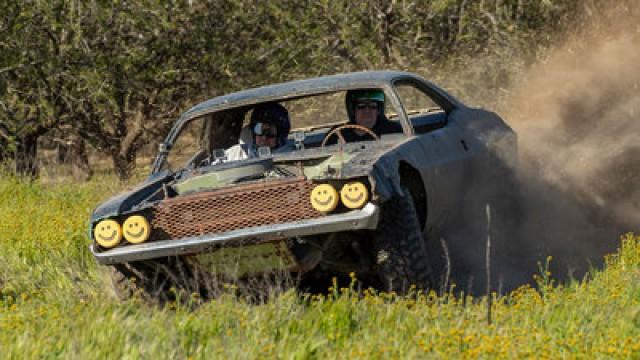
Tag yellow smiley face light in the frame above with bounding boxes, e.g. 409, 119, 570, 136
340, 182, 369, 209
310, 184, 339, 213
94, 219, 122, 248
122, 215, 151, 244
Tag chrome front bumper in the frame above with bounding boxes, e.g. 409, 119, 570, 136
91, 203, 380, 265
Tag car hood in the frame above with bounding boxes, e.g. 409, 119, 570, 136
275, 137, 404, 180
90, 171, 173, 222
91, 137, 407, 223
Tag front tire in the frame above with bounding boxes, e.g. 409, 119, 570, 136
373, 186, 433, 293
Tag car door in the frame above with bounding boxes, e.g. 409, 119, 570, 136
392, 80, 472, 231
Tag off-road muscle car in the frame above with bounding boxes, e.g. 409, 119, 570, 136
89, 71, 516, 300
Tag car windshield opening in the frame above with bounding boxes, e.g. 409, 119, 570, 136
162, 89, 406, 172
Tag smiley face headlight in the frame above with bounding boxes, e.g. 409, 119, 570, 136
340, 182, 369, 209
310, 184, 339, 213
93, 219, 122, 248
122, 215, 151, 244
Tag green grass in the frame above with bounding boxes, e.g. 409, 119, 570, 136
1, 177, 638, 359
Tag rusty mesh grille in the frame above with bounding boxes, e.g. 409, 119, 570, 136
150, 177, 321, 240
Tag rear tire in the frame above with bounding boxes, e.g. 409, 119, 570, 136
373, 186, 433, 294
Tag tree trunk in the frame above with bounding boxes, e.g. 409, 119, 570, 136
15, 133, 39, 179
0, 138, 7, 164
69, 133, 92, 181
0, 124, 10, 165
56, 141, 68, 164
112, 151, 136, 181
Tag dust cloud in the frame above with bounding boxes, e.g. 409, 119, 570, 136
508, 29, 640, 226
434, 5, 640, 294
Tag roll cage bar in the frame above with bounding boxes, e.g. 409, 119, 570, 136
151, 71, 460, 174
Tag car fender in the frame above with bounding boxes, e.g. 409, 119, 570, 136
90, 170, 173, 222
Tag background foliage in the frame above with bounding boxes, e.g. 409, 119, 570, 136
0, 0, 605, 180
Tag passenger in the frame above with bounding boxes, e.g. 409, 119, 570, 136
331, 89, 401, 143
225, 102, 291, 161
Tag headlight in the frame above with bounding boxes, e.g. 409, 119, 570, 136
340, 182, 369, 209
93, 219, 122, 248
122, 215, 151, 244
310, 184, 339, 213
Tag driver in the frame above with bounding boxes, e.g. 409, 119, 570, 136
225, 102, 291, 161
330, 89, 400, 143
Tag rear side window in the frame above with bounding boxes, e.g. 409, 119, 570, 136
394, 82, 446, 134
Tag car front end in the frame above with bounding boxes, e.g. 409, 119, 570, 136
88, 138, 403, 278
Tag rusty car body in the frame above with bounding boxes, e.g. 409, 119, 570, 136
89, 71, 517, 298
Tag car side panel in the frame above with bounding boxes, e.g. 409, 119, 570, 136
412, 119, 471, 232
372, 133, 465, 234
370, 107, 515, 235
456, 108, 517, 185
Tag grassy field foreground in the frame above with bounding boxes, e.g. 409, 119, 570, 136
0, 177, 638, 359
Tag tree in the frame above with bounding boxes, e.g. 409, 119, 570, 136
0, 0, 589, 181
0, 1, 77, 178
69, 0, 249, 180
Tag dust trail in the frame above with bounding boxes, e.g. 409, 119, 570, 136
499, 4, 639, 289
434, 4, 640, 294
508, 31, 640, 226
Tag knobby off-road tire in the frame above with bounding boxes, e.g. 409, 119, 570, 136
373, 186, 433, 294
110, 256, 207, 305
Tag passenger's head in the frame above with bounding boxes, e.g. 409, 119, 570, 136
346, 89, 385, 129
250, 102, 290, 149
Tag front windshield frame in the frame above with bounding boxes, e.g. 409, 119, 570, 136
151, 84, 413, 175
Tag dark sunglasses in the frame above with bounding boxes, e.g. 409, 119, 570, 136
253, 123, 278, 138
355, 102, 378, 110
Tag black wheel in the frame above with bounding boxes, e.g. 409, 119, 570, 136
110, 256, 207, 304
373, 186, 433, 293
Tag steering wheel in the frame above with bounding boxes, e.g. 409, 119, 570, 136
321, 124, 380, 147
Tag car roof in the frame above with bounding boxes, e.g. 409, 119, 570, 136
182, 70, 421, 120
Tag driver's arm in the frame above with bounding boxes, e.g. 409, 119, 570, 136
225, 144, 250, 162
